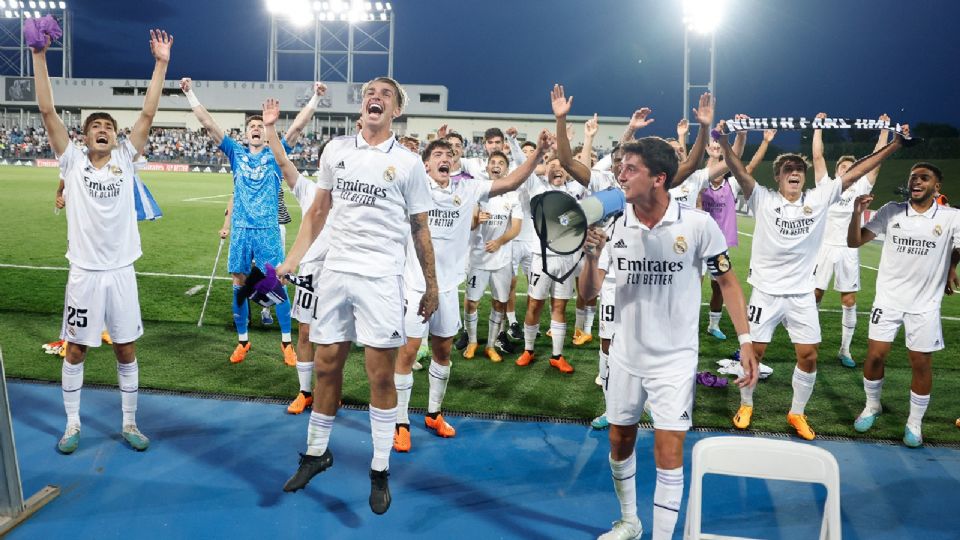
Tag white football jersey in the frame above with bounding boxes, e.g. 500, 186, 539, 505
669, 167, 709, 206
403, 177, 491, 292
469, 190, 522, 271
60, 140, 141, 270
746, 177, 842, 294
316, 133, 433, 277
292, 174, 329, 265
603, 200, 729, 377
866, 201, 960, 313
822, 176, 874, 247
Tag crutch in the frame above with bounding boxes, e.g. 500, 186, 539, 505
197, 237, 226, 327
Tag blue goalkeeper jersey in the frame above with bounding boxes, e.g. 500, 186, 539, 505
220, 137, 293, 229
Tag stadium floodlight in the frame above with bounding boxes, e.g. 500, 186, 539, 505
60, 0, 65, 8
682, 0, 726, 34
0, 1, 6, 9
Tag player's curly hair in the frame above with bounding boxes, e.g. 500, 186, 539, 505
772, 153, 811, 177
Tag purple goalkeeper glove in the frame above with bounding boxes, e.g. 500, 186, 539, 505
23, 15, 62, 52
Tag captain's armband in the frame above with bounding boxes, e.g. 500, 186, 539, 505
706, 251, 732, 277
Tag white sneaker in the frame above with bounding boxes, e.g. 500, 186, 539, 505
122, 424, 150, 451
598, 518, 642, 540
58, 424, 81, 454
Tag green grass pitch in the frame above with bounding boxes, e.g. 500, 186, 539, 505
1, 161, 958, 443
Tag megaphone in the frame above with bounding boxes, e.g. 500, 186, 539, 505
531, 188, 626, 256
236, 263, 289, 308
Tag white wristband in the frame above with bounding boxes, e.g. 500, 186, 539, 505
185, 90, 201, 108
307, 93, 321, 109
738, 333, 752, 346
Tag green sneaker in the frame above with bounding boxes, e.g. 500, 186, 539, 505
58, 424, 81, 454
122, 425, 150, 451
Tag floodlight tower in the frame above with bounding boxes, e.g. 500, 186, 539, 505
266, 0, 394, 83
0, 1, 71, 77
681, 0, 724, 137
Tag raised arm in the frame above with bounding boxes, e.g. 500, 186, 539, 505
619, 107, 655, 146
716, 120, 758, 201
676, 118, 689, 155
577, 114, 598, 167
551, 84, 591, 186
263, 98, 300, 188
283, 82, 327, 146
674, 92, 714, 185
865, 114, 891, 185
847, 194, 876, 248
129, 30, 172, 154
812, 112, 828, 183
505, 126, 526, 167
838, 126, 907, 191
745, 129, 776, 174
31, 39, 69, 155
181, 77, 225, 145
490, 130, 550, 197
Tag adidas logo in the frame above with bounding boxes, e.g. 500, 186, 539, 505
614, 239, 627, 248
892, 223, 901, 229
336, 160, 346, 169
391, 330, 401, 338
679, 411, 690, 421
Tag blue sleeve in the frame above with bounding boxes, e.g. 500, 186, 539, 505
280, 137, 293, 154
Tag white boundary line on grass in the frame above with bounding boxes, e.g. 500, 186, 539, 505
181, 194, 232, 203
0, 263, 232, 281
4, 262, 958, 321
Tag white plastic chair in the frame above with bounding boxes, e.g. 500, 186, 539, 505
683, 436, 841, 540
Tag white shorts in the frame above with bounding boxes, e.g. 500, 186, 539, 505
747, 288, 821, 345
528, 253, 579, 301
868, 306, 944, 352
309, 269, 405, 348
605, 359, 695, 431
813, 244, 860, 292
598, 280, 616, 340
60, 265, 143, 347
404, 287, 461, 339
291, 260, 324, 325
465, 265, 513, 303
512, 242, 533, 278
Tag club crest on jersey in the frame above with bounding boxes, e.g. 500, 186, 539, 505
453, 195, 462, 206
680, 185, 690, 194
110, 165, 122, 176
673, 235, 688, 254
934, 224, 943, 236
802, 206, 813, 215
384, 166, 396, 182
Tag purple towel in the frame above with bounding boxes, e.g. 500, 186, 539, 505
697, 371, 728, 388
23, 15, 62, 51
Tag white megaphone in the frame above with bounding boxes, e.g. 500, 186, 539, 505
531, 188, 626, 256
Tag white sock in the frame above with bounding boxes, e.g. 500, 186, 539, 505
653, 467, 684, 540
708, 310, 722, 330
369, 405, 397, 472
907, 391, 930, 431
575, 308, 586, 332
599, 351, 609, 415
394, 372, 414, 425
487, 310, 503, 349
550, 320, 566, 356
740, 385, 754, 407
238, 332, 249, 342
281, 332, 292, 343
790, 366, 817, 415
506, 311, 517, 325
839, 305, 856, 355
306, 411, 335, 456
466, 311, 479, 344
117, 360, 139, 426
62, 360, 84, 427
863, 377, 883, 412
584, 306, 596, 335
609, 452, 638, 522
296, 361, 313, 393
524, 324, 539, 351
427, 360, 450, 414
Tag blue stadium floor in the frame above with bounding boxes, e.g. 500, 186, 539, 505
5, 380, 959, 539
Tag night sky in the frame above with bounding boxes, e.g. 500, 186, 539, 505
64, 0, 960, 133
